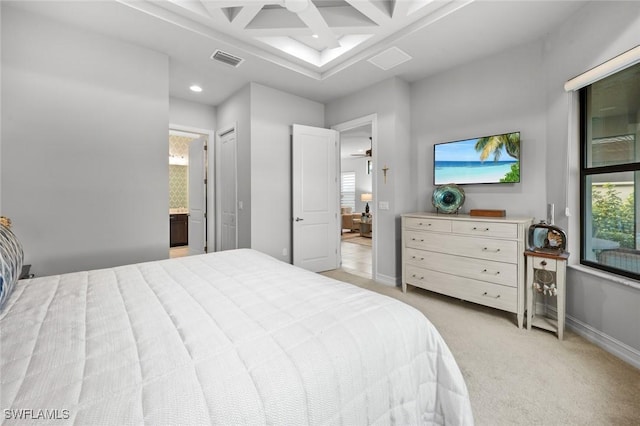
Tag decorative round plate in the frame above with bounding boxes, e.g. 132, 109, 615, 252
531, 228, 547, 249
432, 184, 465, 214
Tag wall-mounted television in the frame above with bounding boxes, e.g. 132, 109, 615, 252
434, 131, 520, 185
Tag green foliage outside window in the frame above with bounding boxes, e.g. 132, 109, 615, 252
592, 183, 635, 248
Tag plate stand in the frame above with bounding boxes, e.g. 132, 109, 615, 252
436, 207, 460, 215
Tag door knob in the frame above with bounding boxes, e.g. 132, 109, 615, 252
295, 217, 304, 222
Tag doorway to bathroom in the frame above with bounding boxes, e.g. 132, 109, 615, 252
169, 128, 209, 258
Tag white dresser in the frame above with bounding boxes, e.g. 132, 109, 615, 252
402, 212, 532, 328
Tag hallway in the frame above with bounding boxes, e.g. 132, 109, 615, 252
340, 237, 372, 279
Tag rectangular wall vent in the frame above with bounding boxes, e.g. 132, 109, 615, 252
211, 50, 244, 67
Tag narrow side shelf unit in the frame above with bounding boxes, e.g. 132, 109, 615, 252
525, 250, 569, 340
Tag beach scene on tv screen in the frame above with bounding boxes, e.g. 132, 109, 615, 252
434, 132, 520, 184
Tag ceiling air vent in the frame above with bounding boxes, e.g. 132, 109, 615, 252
211, 50, 244, 67
367, 47, 412, 71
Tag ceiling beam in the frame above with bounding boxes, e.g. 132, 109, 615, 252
196, 0, 229, 21
244, 27, 374, 37
392, 0, 411, 19
202, 1, 267, 8
294, 1, 340, 49
231, 4, 264, 29
344, 0, 391, 25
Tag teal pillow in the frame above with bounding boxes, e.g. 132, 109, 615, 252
0, 224, 24, 311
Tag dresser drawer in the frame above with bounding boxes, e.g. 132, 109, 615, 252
452, 220, 518, 239
405, 265, 518, 313
404, 217, 451, 232
529, 256, 557, 271
404, 231, 518, 263
405, 248, 518, 287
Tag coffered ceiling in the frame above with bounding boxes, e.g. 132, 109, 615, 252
5, 1, 589, 106
122, 0, 471, 80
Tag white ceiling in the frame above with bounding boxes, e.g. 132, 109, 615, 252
341, 123, 372, 158
6, 0, 588, 106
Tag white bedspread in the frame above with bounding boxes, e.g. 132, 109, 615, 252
1, 249, 473, 425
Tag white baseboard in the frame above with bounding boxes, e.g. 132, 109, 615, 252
424, 284, 640, 369
536, 303, 640, 369
375, 272, 399, 287
565, 314, 640, 370
521, 302, 638, 370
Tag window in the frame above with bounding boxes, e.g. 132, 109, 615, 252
580, 62, 640, 279
341, 172, 355, 211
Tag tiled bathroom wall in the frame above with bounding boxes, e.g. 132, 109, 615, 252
169, 135, 193, 209
169, 165, 188, 208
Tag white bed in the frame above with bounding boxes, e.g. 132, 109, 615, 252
1, 249, 473, 425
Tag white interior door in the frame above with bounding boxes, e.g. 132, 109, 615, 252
188, 136, 206, 255
292, 124, 339, 272
219, 128, 237, 251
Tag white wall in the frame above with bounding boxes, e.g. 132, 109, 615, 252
326, 77, 413, 284
1, 5, 169, 276
169, 97, 216, 131
542, 1, 640, 364
250, 83, 324, 262
0, 3, 3, 215
411, 40, 547, 220
393, 79, 413, 277
216, 84, 251, 249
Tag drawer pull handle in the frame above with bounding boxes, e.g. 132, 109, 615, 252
482, 292, 501, 299
411, 274, 424, 280
482, 247, 501, 253
540, 260, 547, 266
472, 227, 490, 231
482, 269, 501, 275
411, 238, 425, 242
412, 256, 425, 261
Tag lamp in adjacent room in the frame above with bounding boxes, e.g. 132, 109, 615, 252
361, 193, 372, 214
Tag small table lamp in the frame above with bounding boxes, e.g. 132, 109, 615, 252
361, 193, 372, 214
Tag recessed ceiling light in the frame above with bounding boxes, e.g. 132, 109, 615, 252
311, 34, 319, 39
190, 85, 203, 93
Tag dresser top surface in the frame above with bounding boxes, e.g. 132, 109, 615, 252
402, 212, 533, 224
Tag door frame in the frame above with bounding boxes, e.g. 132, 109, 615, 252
215, 122, 238, 252
169, 123, 215, 253
332, 114, 378, 280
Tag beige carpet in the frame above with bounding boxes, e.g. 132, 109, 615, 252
341, 232, 372, 246
321, 269, 640, 426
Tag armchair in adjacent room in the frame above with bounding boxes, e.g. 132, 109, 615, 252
341, 207, 361, 233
